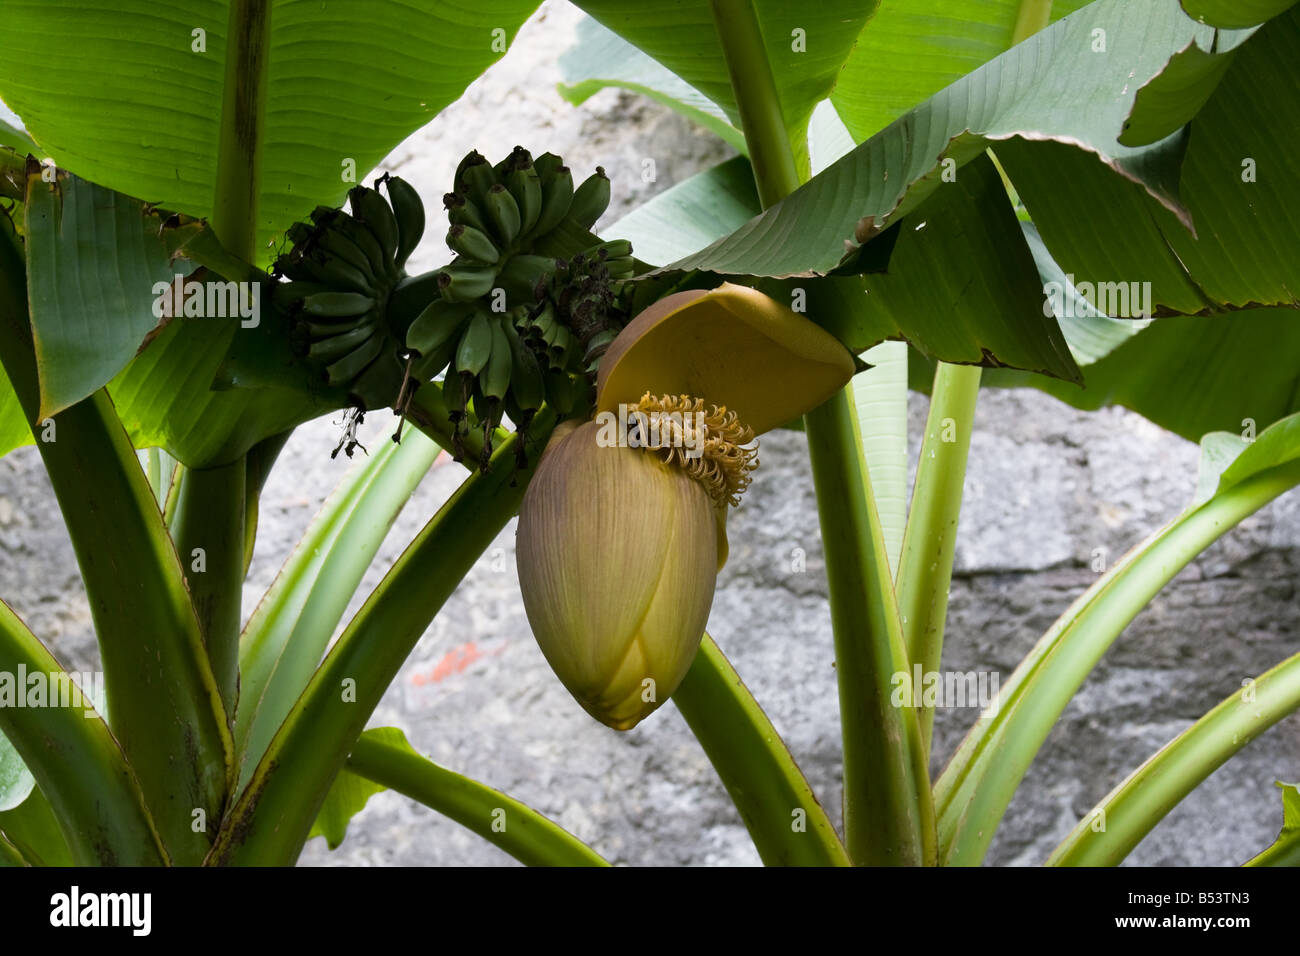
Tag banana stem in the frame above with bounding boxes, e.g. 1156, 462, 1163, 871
897, 362, 981, 757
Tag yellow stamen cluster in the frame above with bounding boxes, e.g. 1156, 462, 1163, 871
631, 392, 758, 507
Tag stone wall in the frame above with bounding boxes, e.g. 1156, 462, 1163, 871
1, 1, 1295, 866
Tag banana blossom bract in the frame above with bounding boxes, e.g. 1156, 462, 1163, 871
517, 283, 853, 729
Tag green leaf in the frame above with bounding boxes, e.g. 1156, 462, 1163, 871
0, 600, 165, 865
1050, 656, 1300, 866
0, 0, 542, 260
937, 412, 1300, 865
0, 119, 40, 158
967, 309, 1300, 443
236, 425, 440, 786
19, 164, 331, 464
211, 415, 555, 865
0, 729, 34, 812
345, 727, 609, 866
0, 359, 31, 461
605, 155, 758, 265
831, 0, 1094, 141
999, 8, 1300, 315
0, 219, 231, 864
662, 0, 1224, 281
573, 0, 880, 177
1246, 781, 1300, 866
1181, 0, 1298, 28
557, 15, 746, 154
309, 731, 391, 851
0, 785, 74, 867
672, 635, 849, 865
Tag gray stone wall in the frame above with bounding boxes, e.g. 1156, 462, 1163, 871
1, 2, 1296, 866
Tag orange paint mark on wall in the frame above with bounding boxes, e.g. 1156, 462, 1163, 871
411, 642, 496, 686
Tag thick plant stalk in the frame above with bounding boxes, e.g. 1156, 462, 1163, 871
212, 0, 272, 259
210, 416, 554, 865
0, 215, 230, 865
346, 733, 609, 867
806, 392, 934, 865
1048, 649, 1300, 866
936, 458, 1300, 865
710, 0, 932, 864
673, 634, 851, 866
172, 460, 246, 718
0, 600, 166, 865
896, 362, 981, 755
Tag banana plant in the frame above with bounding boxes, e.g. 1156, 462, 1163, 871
0, 0, 1296, 869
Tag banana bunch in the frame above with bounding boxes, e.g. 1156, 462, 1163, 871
405, 146, 636, 470
271, 173, 426, 412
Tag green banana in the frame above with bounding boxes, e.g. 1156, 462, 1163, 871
308, 324, 375, 363
568, 167, 611, 230
406, 298, 475, 356
455, 150, 490, 188
351, 348, 405, 411
455, 310, 494, 376
280, 252, 372, 295
508, 163, 542, 237
504, 318, 545, 412
532, 152, 563, 184
348, 185, 401, 266
410, 329, 460, 381
300, 290, 376, 318
382, 174, 425, 270
480, 316, 513, 402
460, 162, 498, 208
439, 263, 498, 303
309, 222, 375, 278
325, 333, 384, 385
328, 212, 393, 281
483, 184, 521, 247
447, 224, 501, 265
530, 165, 573, 238
446, 191, 491, 235
585, 238, 632, 260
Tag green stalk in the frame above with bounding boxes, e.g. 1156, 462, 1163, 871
171, 460, 245, 717
0, 213, 230, 864
805, 392, 934, 864
710, 0, 932, 863
346, 733, 608, 867
210, 415, 554, 865
0, 600, 167, 865
708, 0, 800, 208
235, 426, 440, 786
896, 362, 981, 756
243, 429, 292, 571
673, 634, 851, 866
852, 341, 909, 577
0, 832, 23, 867
1049, 649, 1300, 866
936, 459, 1300, 866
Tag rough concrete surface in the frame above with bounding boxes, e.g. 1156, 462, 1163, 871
1, 2, 1297, 867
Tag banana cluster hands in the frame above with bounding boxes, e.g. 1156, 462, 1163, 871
270, 174, 428, 413
403, 146, 635, 471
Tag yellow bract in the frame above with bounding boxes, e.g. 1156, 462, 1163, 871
516, 420, 717, 730
595, 282, 855, 436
